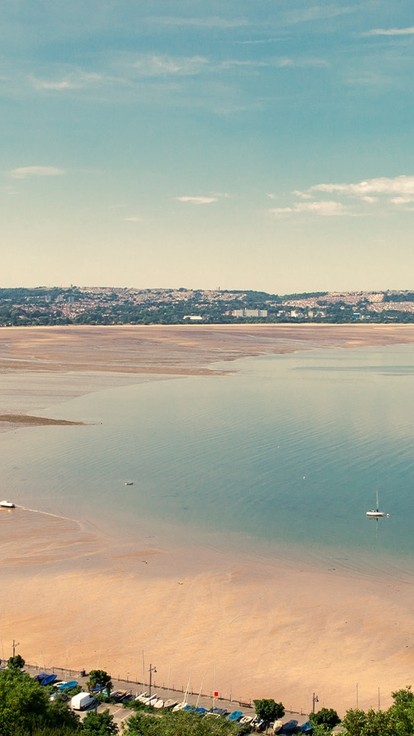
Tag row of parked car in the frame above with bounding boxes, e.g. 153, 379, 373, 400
33, 674, 313, 732
134, 691, 313, 734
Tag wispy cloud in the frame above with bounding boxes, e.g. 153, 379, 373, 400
153, 16, 250, 30
269, 200, 346, 218
269, 175, 414, 219
308, 175, 414, 198
32, 78, 79, 91
174, 195, 219, 205
30, 71, 105, 91
131, 55, 208, 78
9, 166, 65, 179
362, 26, 414, 37
124, 215, 143, 222
285, 4, 356, 25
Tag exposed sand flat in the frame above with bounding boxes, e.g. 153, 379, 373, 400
1, 506, 414, 715
0, 414, 84, 426
2, 325, 414, 715
2, 324, 414, 375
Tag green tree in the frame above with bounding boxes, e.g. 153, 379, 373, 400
87, 670, 112, 696
0, 667, 50, 735
8, 654, 26, 670
253, 699, 285, 723
341, 708, 368, 736
310, 707, 340, 730
391, 686, 414, 708
124, 711, 240, 736
82, 709, 118, 735
387, 687, 414, 735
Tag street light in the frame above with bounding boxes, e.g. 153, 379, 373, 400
312, 693, 319, 713
149, 664, 157, 696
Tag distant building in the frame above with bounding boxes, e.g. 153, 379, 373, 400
226, 308, 268, 318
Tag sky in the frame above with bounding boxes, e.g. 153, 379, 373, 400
1, 0, 414, 294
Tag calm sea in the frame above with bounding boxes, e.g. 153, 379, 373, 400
3, 343, 414, 579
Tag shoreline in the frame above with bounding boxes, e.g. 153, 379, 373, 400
2, 325, 414, 714
2, 504, 414, 715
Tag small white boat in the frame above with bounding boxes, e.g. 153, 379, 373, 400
173, 701, 188, 712
0, 500, 15, 508
163, 699, 178, 710
366, 491, 385, 518
135, 691, 148, 702
143, 694, 158, 706
125, 481, 134, 486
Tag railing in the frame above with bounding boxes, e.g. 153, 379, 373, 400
25, 663, 304, 716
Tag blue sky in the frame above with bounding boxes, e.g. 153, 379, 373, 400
1, 1, 414, 293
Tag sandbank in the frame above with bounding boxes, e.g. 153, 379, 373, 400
2, 325, 414, 715
0, 414, 84, 427
2, 323, 414, 376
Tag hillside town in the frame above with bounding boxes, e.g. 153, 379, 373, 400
1, 287, 414, 326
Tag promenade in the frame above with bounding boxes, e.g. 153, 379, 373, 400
24, 663, 309, 729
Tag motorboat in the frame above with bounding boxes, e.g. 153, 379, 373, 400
0, 500, 15, 508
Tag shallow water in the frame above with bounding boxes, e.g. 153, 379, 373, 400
3, 343, 414, 579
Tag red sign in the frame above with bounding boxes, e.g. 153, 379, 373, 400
213, 691, 219, 697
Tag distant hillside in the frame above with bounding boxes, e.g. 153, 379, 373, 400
1, 287, 414, 325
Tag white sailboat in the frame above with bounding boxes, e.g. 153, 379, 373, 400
366, 491, 385, 518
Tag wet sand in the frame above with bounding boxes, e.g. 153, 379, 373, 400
2, 325, 414, 714
3, 323, 414, 376
0, 414, 84, 427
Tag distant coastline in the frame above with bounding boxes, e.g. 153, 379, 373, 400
2, 286, 414, 326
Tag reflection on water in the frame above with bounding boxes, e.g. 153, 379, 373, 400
2, 343, 414, 579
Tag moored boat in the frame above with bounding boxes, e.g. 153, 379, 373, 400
366, 491, 385, 518
0, 500, 15, 508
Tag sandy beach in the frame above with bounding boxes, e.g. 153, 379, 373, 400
2, 324, 414, 715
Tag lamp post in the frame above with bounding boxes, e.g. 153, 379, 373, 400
312, 693, 319, 713
149, 664, 157, 696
